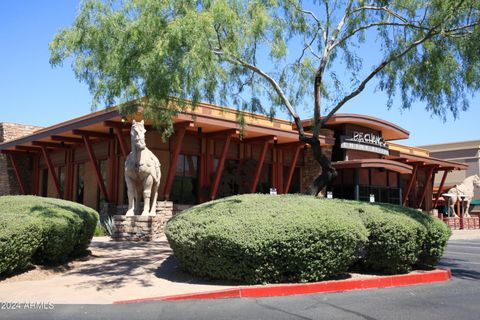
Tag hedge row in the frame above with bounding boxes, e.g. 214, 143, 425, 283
166, 194, 451, 284
0, 196, 99, 275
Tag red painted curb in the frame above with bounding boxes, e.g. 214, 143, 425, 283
113, 268, 451, 304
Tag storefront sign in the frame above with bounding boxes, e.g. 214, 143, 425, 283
340, 131, 389, 155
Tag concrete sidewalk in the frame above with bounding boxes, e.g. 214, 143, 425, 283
0, 237, 235, 304
450, 229, 480, 240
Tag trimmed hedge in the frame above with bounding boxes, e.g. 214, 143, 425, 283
0, 196, 99, 275
166, 194, 451, 284
166, 194, 369, 284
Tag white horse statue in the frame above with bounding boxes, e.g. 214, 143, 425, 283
447, 174, 480, 218
125, 120, 161, 216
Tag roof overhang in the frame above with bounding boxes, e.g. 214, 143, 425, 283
299, 114, 410, 141
386, 150, 468, 171
332, 159, 413, 175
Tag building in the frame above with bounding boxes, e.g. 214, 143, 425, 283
419, 140, 480, 214
0, 102, 467, 215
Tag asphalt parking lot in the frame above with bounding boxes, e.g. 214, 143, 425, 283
2, 238, 479, 320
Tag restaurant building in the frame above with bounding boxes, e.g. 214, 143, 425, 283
0, 102, 467, 214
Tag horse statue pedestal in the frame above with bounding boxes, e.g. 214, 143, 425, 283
112, 201, 173, 241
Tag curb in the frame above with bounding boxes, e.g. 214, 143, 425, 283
114, 268, 451, 304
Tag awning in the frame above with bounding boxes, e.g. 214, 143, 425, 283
332, 159, 413, 175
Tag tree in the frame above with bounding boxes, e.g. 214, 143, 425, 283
50, 0, 480, 195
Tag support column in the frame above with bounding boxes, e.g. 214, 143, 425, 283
284, 145, 302, 194
417, 165, 436, 209
403, 164, 418, 206
40, 146, 62, 198
433, 170, 449, 209
83, 135, 110, 203
210, 134, 232, 199
7, 153, 26, 195
32, 155, 40, 196
114, 127, 129, 158
163, 126, 187, 200
250, 140, 270, 193
108, 139, 119, 204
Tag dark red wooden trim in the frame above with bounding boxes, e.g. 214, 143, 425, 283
82, 135, 110, 203
51, 135, 84, 144
207, 129, 239, 139
417, 166, 436, 208
63, 149, 70, 200
114, 127, 129, 158
104, 120, 153, 130
250, 140, 270, 193
210, 134, 232, 199
433, 170, 449, 209
32, 141, 70, 149
402, 164, 418, 206
284, 145, 302, 193
15, 146, 42, 152
108, 140, 118, 204
40, 146, 62, 198
163, 127, 187, 200
7, 153, 26, 195
73, 129, 111, 139
243, 135, 277, 144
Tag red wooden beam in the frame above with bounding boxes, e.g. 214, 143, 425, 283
72, 129, 111, 139
433, 170, 449, 208
7, 153, 26, 195
210, 134, 232, 199
15, 146, 42, 152
207, 129, 239, 139
63, 149, 70, 200
417, 165, 436, 209
40, 146, 62, 198
32, 141, 70, 149
243, 135, 277, 144
51, 135, 84, 143
250, 139, 271, 193
114, 127, 129, 158
402, 164, 418, 206
82, 135, 110, 203
108, 140, 118, 204
163, 126, 187, 200
284, 145, 302, 193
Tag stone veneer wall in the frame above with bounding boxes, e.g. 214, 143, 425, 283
301, 129, 334, 196
0, 122, 43, 196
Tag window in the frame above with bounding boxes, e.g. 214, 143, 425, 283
96, 160, 108, 210
171, 155, 198, 204
75, 163, 85, 204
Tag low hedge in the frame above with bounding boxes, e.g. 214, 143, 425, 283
0, 196, 99, 275
166, 194, 369, 284
166, 195, 451, 284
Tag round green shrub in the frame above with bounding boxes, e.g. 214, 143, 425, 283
357, 205, 426, 274
166, 194, 369, 284
0, 196, 99, 274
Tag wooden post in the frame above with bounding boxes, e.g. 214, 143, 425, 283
32, 155, 39, 195
163, 126, 187, 200
276, 149, 283, 194
417, 165, 435, 209
284, 145, 302, 194
83, 135, 110, 203
210, 134, 232, 199
402, 164, 418, 206
433, 170, 449, 209
114, 127, 129, 158
108, 139, 118, 204
7, 153, 26, 195
250, 140, 270, 193
40, 146, 62, 198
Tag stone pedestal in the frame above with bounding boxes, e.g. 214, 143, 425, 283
111, 215, 166, 241
111, 201, 174, 241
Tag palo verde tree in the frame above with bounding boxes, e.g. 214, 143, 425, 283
50, 0, 480, 195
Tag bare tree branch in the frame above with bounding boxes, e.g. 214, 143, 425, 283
213, 49, 306, 137
321, 29, 440, 127
352, 5, 409, 23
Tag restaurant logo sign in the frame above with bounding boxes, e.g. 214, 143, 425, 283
340, 131, 389, 155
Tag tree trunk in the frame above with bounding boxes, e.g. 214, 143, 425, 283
302, 136, 337, 196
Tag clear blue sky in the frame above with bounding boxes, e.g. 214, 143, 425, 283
0, 1, 478, 146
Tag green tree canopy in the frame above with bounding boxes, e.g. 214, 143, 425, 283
51, 0, 480, 193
